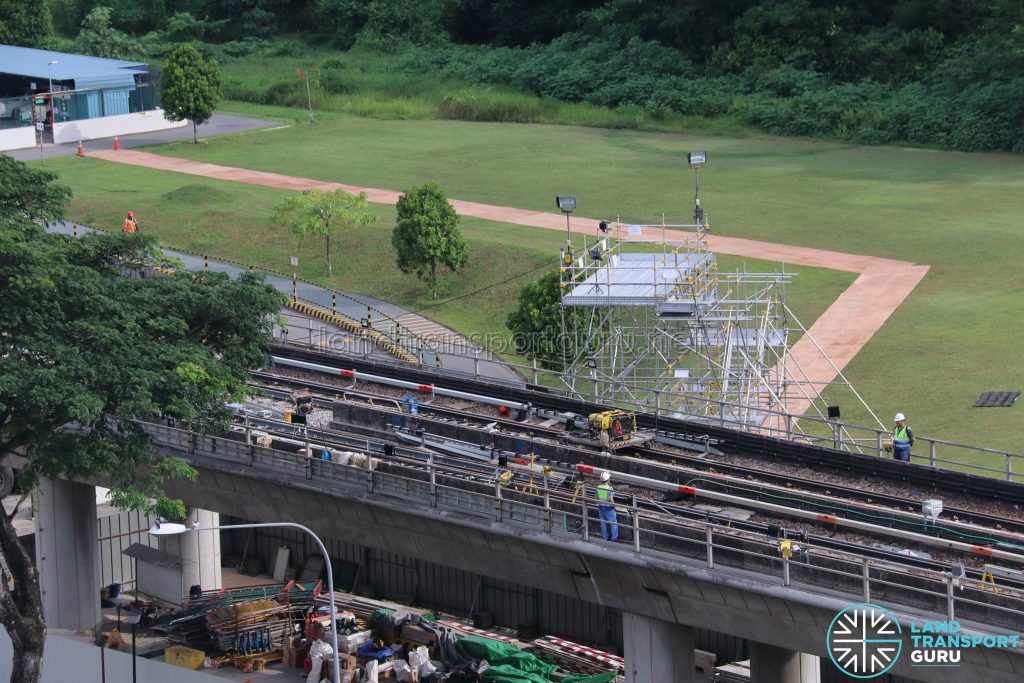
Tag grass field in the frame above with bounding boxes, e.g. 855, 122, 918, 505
216, 49, 753, 138
50, 156, 850, 362
42, 105, 1024, 454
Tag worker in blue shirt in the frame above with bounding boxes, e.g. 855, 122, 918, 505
596, 471, 619, 542
892, 413, 915, 462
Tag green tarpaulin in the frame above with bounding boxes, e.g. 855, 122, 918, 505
458, 636, 617, 683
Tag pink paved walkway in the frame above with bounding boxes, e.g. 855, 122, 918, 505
89, 150, 929, 415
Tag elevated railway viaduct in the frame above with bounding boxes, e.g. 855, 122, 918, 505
32, 347, 1024, 683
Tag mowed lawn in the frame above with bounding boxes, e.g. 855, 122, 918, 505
44, 109, 1024, 454
51, 157, 849, 358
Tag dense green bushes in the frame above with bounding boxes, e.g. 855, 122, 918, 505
393, 31, 1024, 152
36, 0, 1024, 153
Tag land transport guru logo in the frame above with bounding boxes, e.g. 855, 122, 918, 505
826, 602, 1022, 678
826, 603, 902, 678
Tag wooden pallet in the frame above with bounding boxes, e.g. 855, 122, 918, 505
231, 649, 283, 673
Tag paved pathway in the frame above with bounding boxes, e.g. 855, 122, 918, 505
87, 150, 930, 415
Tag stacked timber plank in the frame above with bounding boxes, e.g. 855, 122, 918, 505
437, 619, 520, 645
312, 593, 431, 622
526, 636, 624, 680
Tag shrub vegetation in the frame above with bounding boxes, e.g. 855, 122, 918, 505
36, 0, 1024, 153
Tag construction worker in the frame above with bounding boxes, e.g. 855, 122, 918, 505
892, 413, 915, 462
596, 471, 619, 542
122, 210, 138, 234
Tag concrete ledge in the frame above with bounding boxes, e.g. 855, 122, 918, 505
0, 125, 37, 151
53, 109, 187, 145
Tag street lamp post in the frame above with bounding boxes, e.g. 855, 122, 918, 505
150, 521, 341, 683
47, 60, 58, 125
124, 609, 141, 683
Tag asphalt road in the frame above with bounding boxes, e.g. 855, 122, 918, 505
4, 112, 280, 162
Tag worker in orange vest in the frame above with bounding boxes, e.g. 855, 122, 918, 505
122, 211, 138, 234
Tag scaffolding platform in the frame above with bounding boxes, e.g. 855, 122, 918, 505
558, 167, 794, 428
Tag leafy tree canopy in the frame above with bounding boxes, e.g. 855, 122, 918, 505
161, 43, 222, 143
0, 155, 283, 683
391, 182, 468, 299
0, 0, 51, 46
73, 5, 140, 59
506, 268, 598, 370
273, 189, 376, 276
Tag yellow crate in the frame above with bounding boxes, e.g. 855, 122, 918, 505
165, 645, 205, 670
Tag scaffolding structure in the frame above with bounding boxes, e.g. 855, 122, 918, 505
558, 171, 793, 427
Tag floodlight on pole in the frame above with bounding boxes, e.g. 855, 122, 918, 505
687, 151, 708, 228
556, 194, 576, 242
150, 520, 341, 683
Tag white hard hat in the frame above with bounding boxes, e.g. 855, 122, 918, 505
894, 413, 905, 422
600, 471, 611, 482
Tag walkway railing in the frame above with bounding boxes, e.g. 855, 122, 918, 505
143, 421, 1024, 636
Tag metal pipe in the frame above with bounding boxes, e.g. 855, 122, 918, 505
272, 356, 528, 411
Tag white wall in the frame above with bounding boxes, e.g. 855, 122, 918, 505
52, 109, 188, 145
0, 628, 227, 683
0, 126, 37, 152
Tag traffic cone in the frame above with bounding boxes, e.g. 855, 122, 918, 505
113, 136, 120, 151
76, 140, 84, 156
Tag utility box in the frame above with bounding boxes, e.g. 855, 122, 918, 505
165, 645, 205, 670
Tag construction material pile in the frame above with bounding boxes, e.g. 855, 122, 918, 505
157, 581, 318, 649
206, 598, 301, 654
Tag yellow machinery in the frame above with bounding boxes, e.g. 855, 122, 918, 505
587, 410, 637, 441
566, 409, 650, 451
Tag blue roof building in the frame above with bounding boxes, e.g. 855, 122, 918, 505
0, 44, 149, 92
0, 44, 184, 150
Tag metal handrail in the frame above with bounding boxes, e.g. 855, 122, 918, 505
143, 422, 1024, 635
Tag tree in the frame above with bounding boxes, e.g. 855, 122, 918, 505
0, 0, 52, 46
391, 182, 468, 298
273, 189, 376, 276
506, 268, 603, 370
0, 155, 282, 683
73, 6, 140, 59
161, 43, 222, 144
506, 269, 568, 369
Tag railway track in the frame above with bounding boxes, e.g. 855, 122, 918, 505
225, 405, 1024, 592
249, 369, 1024, 544
238, 370, 1024, 585
269, 344, 1024, 507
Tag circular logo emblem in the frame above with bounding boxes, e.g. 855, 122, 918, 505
826, 603, 902, 678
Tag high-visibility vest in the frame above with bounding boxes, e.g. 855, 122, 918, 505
122, 218, 137, 234
893, 426, 911, 449
597, 483, 613, 503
